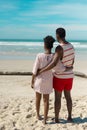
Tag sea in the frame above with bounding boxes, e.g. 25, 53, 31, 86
0, 39, 87, 61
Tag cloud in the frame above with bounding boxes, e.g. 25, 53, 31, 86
0, 1, 19, 13
0, 25, 35, 32
0, 25, 37, 39
50, 4, 87, 18
1, 4, 17, 10
19, 10, 62, 17
0, 0, 87, 39
18, 3, 87, 19
36, 24, 87, 31
0, 23, 87, 39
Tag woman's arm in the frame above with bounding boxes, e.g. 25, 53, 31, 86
65, 57, 74, 72
65, 66, 73, 71
31, 74, 36, 88
31, 54, 40, 88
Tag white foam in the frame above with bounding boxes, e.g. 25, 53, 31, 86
0, 42, 43, 46
71, 42, 87, 48
0, 41, 87, 48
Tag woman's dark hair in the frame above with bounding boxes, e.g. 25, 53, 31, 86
44, 36, 55, 49
56, 28, 66, 38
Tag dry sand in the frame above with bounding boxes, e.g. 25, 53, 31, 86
0, 59, 87, 74
0, 60, 87, 130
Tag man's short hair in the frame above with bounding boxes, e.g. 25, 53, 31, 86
56, 28, 66, 38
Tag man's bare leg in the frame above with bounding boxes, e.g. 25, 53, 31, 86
64, 90, 73, 122
36, 92, 42, 120
43, 94, 49, 124
54, 90, 62, 123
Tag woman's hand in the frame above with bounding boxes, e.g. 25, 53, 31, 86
31, 83, 34, 89
31, 80, 34, 89
65, 66, 73, 71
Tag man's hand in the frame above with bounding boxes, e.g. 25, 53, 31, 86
36, 69, 41, 76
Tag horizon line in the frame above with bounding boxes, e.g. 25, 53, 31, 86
0, 39, 87, 42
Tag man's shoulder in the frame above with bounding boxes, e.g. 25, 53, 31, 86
69, 42, 75, 50
55, 45, 63, 52
62, 42, 75, 50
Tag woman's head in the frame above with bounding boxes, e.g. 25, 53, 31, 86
44, 36, 55, 50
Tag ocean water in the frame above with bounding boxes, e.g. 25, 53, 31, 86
0, 39, 87, 60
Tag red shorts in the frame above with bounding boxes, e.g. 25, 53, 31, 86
53, 76, 73, 92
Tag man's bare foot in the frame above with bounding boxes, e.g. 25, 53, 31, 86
55, 118, 60, 123
67, 117, 73, 122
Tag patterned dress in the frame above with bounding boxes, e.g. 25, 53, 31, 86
32, 53, 65, 94
32, 53, 53, 94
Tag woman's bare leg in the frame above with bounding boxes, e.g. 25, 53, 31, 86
36, 92, 42, 119
43, 94, 49, 124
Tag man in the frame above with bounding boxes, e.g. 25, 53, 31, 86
38, 28, 75, 123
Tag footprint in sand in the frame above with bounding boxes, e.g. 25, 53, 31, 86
0, 124, 5, 130
26, 114, 32, 118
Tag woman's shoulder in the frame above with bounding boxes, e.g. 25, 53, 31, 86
37, 53, 44, 56
36, 53, 45, 59
36, 53, 53, 59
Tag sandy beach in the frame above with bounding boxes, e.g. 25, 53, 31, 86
0, 0, 87, 129
0, 60, 87, 130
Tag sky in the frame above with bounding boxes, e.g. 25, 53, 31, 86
0, 0, 87, 40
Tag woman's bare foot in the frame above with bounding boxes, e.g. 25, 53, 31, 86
36, 115, 43, 120
43, 120, 47, 125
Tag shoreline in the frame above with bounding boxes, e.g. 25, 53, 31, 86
0, 59, 87, 74
0, 71, 87, 79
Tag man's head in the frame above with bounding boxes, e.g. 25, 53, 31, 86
56, 28, 66, 42
44, 36, 55, 50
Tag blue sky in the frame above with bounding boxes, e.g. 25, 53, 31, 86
0, 0, 87, 40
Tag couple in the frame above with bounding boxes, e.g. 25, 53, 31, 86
31, 28, 75, 124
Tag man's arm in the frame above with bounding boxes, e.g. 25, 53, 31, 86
38, 45, 63, 74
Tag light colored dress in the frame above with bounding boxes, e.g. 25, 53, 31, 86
32, 53, 53, 94
32, 53, 65, 94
